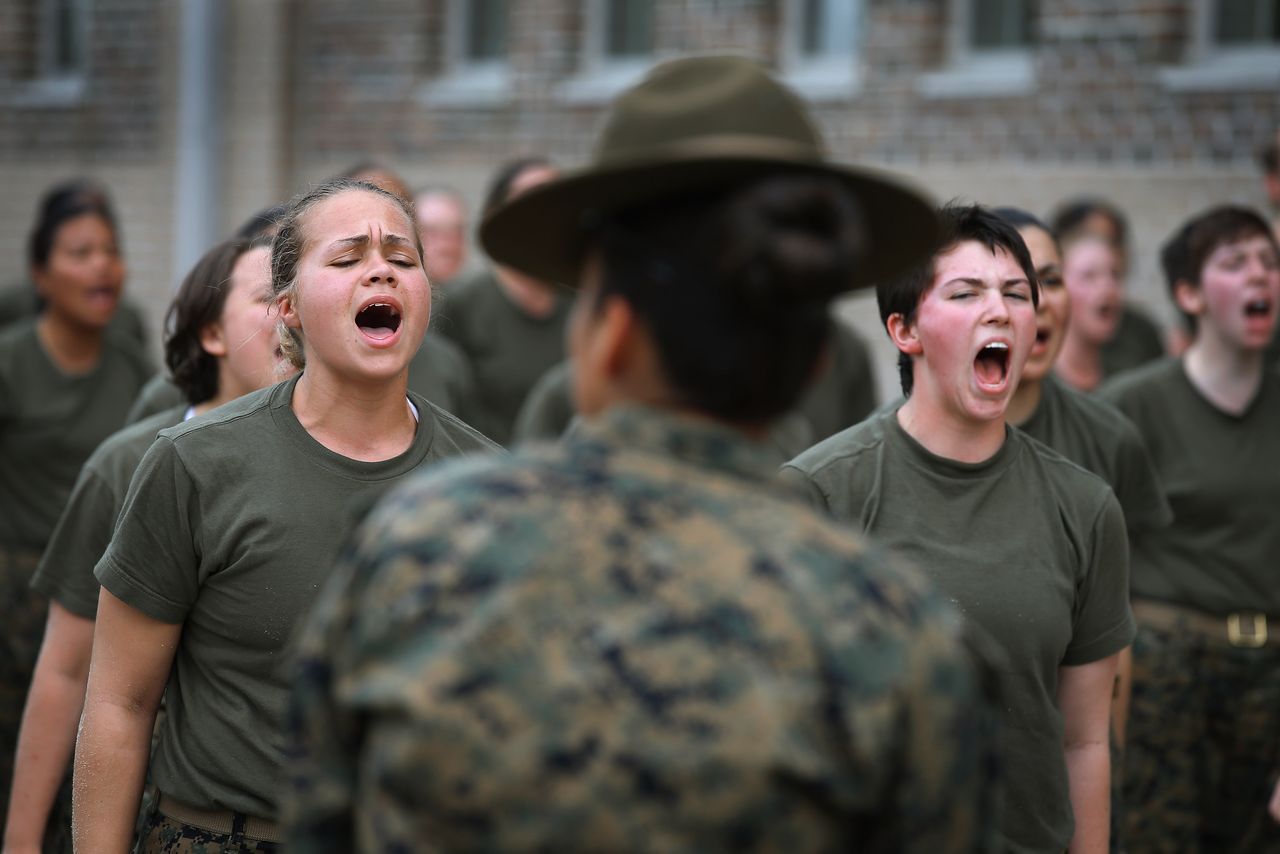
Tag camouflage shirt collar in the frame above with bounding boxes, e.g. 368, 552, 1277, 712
577, 404, 780, 482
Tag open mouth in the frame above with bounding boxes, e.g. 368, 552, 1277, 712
974, 341, 1010, 387
1245, 299, 1272, 318
1035, 327, 1051, 345
355, 302, 402, 340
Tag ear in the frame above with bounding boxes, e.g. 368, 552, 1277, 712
30, 265, 50, 300
199, 320, 228, 358
1173, 278, 1204, 318
591, 294, 637, 379
277, 292, 302, 330
886, 312, 923, 357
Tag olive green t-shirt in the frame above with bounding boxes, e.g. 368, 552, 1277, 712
127, 372, 187, 424
1100, 358, 1280, 616
1020, 374, 1172, 536
31, 405, 186, 618
0, 283, 149, 349
95, 375, 502, 819
407, 332, 477, 421
781, 412, 1134, 854
434, 270, 571, 446
1100, 304, 1164, 380
0, 320, 152, 549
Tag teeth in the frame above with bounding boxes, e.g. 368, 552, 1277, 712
984, 342, 1009, 351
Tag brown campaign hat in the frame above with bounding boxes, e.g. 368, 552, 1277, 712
480, 54, 939, 290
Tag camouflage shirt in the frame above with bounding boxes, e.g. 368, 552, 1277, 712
285, 405, 1002, 853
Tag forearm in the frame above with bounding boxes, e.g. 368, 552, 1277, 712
1065, 741, 1110, 854
3, 664, 88, 851
72, 695, 155, 854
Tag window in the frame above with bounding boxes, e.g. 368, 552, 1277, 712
779, 0, 862, 99
8, 0, 88, 103
421, 0, 510, 107
558, 0, 656, 105
1212, 0, 1279, 45
917, 0, 1036, 99
1160, 0, 1280, 91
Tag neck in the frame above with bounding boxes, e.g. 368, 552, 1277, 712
896, 393, 1007, 464
291, 367, 417, 462
36, 311, 104, 374
1182, 335, 1264, 416
1054, 330, 1103, 391
494, 266, 559, 318
1005, 377, 1043, 427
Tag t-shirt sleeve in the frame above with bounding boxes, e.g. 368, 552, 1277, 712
30, 467, 118, 619
1061, 490, 1135, 666
94, 435, 201, 624
777, 464, 832, 513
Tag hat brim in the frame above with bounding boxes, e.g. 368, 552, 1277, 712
479, 151, 939, 291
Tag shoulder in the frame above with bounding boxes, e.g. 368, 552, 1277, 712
0, 317, 35, 356
445, 270, 497, 310
101, 329, 154, 381
1011, 427, 1118, 517
159, 382, 277, 446
1053, 379, 1149, 450
84, 405, 186, 477
1098, 357, 1180, 406
783, 411, 888, 479
419, 396, 505, 456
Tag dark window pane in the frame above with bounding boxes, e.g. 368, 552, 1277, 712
971, 0, 1034, 49
802, 0, 823, 55
605, 0, 652, 57
1214, 0, 1280, 44
466, 0, 506, 61
801, 0, 856, 57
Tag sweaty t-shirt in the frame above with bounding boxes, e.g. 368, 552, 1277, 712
1101, 359, 1280, 616
781, 412, 1134, 854
434, 270, 571, 446
95, 375, 502, 819
32, 405, 186, 618
0, 320, 152, 549
1019, 374, 1171, 536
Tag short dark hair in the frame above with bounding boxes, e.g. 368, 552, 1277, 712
877, 203, 1039, 397
481, 157, 554, 220
1049, 197, 1129, 253
28, 179, 119, 270
1160, 205, 1278, 334
594, 175, 866, 422
993, 206, 1055, 240
235, 204, 287, 241
165, 236, 272, 405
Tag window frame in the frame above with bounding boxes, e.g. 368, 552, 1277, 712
12, 0, 90, 105
419, 0, 512, 108
1159, 0, 1280, 92
917, 0, 1035, 100
778, 0, 863, 100
558, 0, 657, 105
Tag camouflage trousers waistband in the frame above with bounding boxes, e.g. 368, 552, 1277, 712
157, 794, 280, 844
1133, 599, 1278, 649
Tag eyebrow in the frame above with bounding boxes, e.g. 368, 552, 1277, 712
942, 276, 1030, 288
327, 233, 415, 252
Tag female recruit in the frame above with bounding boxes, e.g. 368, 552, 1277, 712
0, 183, 149, 833
73, 180, 499, 853
3, 236, 287, 853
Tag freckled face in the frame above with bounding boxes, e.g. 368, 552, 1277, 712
33, 213, 125, 330
1063, 238, 1123, 347
1017, 225, 1069, 383
902, 241, 1037, 424
286, 189, 430, 383
1183, 233, 1280, 353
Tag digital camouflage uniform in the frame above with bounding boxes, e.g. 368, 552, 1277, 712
285, 405, 1003, 853
133, 812, 278, 853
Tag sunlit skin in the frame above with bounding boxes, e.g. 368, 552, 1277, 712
1006, 225, 1069, 426
280, 190, 431, 387
197, 246, 292, 410
1056, 236, 1123, 391
889, 241, 1037, 463
414, 192, 468, 284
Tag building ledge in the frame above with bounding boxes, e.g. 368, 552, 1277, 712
417, 64, 512, 108
781, 58, 862, 102
916, 52, 1034, 100
1158, 51, 1280, 92
4, 76, 87, 107
556, 58, 652, 106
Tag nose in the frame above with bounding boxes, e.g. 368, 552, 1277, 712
366, 256, 397, 287
984, 288, 1011, 324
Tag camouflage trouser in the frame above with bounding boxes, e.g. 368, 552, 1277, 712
134, 812, 280, 854
1123, 619, 1280, 854
0, 545, 46, 838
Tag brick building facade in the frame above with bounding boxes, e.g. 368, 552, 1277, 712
2, 0, 1277, 395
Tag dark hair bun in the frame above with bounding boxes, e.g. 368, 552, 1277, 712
716, 177, 865, 313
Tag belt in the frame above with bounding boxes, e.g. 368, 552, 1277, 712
1133, 599, 1277, 649
157, 793, 281, 844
